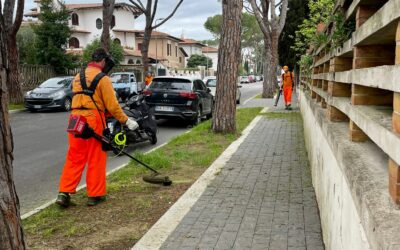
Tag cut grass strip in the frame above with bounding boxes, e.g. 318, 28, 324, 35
24, 107, 262, 249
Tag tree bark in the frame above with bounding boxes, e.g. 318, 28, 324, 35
0, 25, 26, 250
101, 0, 115, 52
141, 23, 153, 74
6, 36, 23, 104
212, 0, 242, 133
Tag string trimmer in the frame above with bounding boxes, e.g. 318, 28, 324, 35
67, 115, 172, 186
274, 88, 282, 106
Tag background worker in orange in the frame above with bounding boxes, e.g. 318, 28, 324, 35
56, 49, 139, 207
281, 65, 295, 110
144, 72, 154, 86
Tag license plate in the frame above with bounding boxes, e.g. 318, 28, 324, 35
155, 106, 174, 112
34, 105, 41, 109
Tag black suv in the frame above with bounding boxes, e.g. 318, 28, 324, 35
144, 77, 213, 125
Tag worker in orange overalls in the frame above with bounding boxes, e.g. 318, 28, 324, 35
144, 72, 154, 86
281, 65, 295, 110
56, 48, 139, 207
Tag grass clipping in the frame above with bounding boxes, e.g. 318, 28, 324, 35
24, 107, 262, 250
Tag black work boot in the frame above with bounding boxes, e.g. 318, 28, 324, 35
87, 196, 106, 206
56, 193, 71, 208
287, 104, 292, 110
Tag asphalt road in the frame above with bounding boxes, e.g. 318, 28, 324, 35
11, 82, 263, 215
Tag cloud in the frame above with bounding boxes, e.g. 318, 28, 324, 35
25, 0, 222, 40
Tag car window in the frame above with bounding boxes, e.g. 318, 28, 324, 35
194, 80, 206, 91
200, 81, 208, 90
40, 78, 72, 88
206, 79, 217, 87
149, 78, 192, 90
111, 74, 129, 83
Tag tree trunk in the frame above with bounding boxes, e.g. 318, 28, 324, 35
141, 26, 152, 74
6, 35, 23, 104
262, 37, 274, 98
0, 28, 26, 250
212, 0, 242, 133
101, 0, 115, 52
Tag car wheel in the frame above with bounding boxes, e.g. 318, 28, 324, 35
192, 107, 202, 125
150, 133, 157, 145
206, 102, 214, 119
63, 97, 72, 111
237, 98, 241, 104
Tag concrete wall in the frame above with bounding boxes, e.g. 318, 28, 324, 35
300, 90, 370, 250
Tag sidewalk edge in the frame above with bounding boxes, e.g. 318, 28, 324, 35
132, 115, 263, 250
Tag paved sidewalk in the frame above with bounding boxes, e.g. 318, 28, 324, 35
160, 105, 324, 249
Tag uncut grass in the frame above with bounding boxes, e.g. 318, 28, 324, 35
8, 103, 24, 110
24, 107, 262, 250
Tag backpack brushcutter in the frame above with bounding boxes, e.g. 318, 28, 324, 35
67, 115, 172, 186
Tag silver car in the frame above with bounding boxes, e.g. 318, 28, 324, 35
205, 76, 242, 104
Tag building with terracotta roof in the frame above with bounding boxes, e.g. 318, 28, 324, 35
25, 1, 144, 65
179, 38, 206, 67
133, 30, 187, 72
202, 46, 219, 71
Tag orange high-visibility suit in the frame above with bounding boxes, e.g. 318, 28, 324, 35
282, 71, 294, 106
144, 75, 153, 86
59, 64, 128, 197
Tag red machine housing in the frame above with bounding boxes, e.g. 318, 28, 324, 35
67, 115, 87, 135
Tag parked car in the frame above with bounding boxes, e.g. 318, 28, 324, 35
248, 75, 255, 83
144, 76, 214, 125
110, 72, 140, 101
255, 75, 262, 82
24, 76, 74, 112
240, 76, 250, 84
205, 76, 242, 104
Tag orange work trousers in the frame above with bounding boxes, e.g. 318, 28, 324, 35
283, 86, 292, 105
59, 112, 107, 197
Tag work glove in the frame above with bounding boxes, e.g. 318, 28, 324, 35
125, 118, 139, 131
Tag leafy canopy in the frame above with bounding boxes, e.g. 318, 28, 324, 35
293, 0, 335, 56
17, 26, 38, 64
82, 39, 124, 65
187, 54, 213, 69
33, 0, 73, 73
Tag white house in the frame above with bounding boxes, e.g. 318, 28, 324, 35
202, 46, 218, 71
25, 1, 143, 65
179, 39, 205, 67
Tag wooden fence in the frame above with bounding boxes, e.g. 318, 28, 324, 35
19, 64, 145, 91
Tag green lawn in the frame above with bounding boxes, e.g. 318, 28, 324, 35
24, 107, 263, 249
8, 103, 24, 110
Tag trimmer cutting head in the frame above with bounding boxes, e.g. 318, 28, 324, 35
142, 174, 172, 186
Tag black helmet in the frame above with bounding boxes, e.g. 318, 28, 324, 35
91, 48, 115, 74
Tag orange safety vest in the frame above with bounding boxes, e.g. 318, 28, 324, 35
282, 71, 294, 88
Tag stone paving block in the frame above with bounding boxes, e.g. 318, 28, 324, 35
160, 112, 324, 250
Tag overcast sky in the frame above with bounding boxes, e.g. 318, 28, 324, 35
25, 0, 222, 40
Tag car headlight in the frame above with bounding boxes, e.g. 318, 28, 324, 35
49, 90, 65, 99
25, 91, 32, 97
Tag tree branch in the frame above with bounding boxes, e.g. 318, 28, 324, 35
278, 0, 289, 34
11, 0, 24, 36
152, 0, 184, 29
128, 0, 146, 13
248, 0, 270, 37
150, 0, 158, 25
